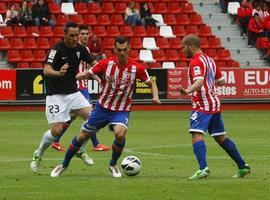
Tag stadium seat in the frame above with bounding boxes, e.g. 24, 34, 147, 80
160, 26, 175, 38
37, 38, 50, 49
120, 26, 133, 37
103, 37, 115, 49
31, 62, 43, 68
111, 15, 124, 25
164, 14, 177, 25
101, 2, 115, 14
169, 37, 181, 49
49, 2, 61, 14
84, 15, 97, 25
176, 14, 189, 25
162, 62, 175, 69
0, 26, 13, 37
0, 38, 10, 50
134, 26, 146, 37
56, 14, 70, 26
7, 50, 21, 62
152, 50, 166, 62
61, 2, 77, 15
143, 37, 159, 50
70, 14, 84, 25
146, 26, 160, 37
151, 14, 165, 26
75, 2, 88, 14
115, 2, 127, 14
200, 37, 209, 49
148, 62, 162, 68
53, 26, 64, 37
156, 38, 170, 49
227, 2, 240, 15
13, 26, 27, 37
23, 38, 37, 49
93, 26, 107, 37
166, 50, 179, 61
88, 3, 101, 14
104, 49, 113, 58
97, 14, 111, 25
189, 14, 203, 25
218, 49, 232, 61
139, 50, 155, 62
129, 50, 139, 61
216, 61, 227, 68
180, 2, 195, 14
20, 50, 34, 62
199, 25, 213, 37
179, 51, 188, 61
153, 2, 168, 13
27, 26, 39, 37
17, 62, 30, 68
130, 37, 143, 49
175, 61, 188, 68
107, 26, 120, 37
33, 50, 46, 62
167, 2, 181, 14
172, 26, 186, 37
40, 26, 53, 37
205, 49, 218, 60
50, 37, 61, 47
208, 37, 222, 49
0, 3, 6, 14
186, 25, 199, 35
227, 60, 240, 67
10, 38, 23, 49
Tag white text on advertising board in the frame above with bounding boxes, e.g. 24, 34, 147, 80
245, 71, 270, 86
0, 80, 12, 90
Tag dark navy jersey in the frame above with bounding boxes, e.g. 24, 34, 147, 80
45, 40, 95, 95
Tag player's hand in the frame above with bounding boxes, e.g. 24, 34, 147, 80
59, 63, 69, 76
152, 97, 161, 104
177, 85, 188, 95
76, 71, 90, 80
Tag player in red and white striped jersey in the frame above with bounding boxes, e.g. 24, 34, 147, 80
178, 34, 250, 180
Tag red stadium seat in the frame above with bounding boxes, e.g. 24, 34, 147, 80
180, 2, 195, 14
200, 37, 209, 49
205, 49, 218, 61
216, 61, 227, 68
104, 49, 113, 58
27, 26, 39, 37
111, 14, 124, 25
199, 25, 213, 37
48, 2, 61, 14
189, 14, 204, 25
56, 14, 70, 26
227, 61, 240, 67
20, 50, 34, 62
176, 14, 189, 26
53, 26, 64, 38
115, 2, 127, 14
70, 14, 84, 25
120, 26, 133, 37
130, 37, 143, 49
7, 50, 21, 62
31, 62, 44, 68
208, 37, 222, 49
23, 38, 37, 49
50, 37, 61, 47
175, 61, 188, 68
218, 49, 232, 61
0, 27, 13, 37
179, 51, 188, 61
97, 14, 111, 25
169, 37, 181, 49
153, 2, 168, 13
93, 26, 107, 37
166, 50, 179, 61
0, 38, 10, 50
88, 3, 101, 14
164, 14, 177, 25
33, 50, 46, 62
84, 15, 97, 25
13, 26, 27, 37
149, 62, 162, 68
40, 26, 53, 37
156, 38, 169, 49
103, 37, 115, 49
37, 38, 50, 49
172, 26, 186, 37
152, 50, 166, 61
101, 2, 115, 14
17, 62, 30, 68
167, 2, 181, 14
146, 26, 160, 37
133, 26, 146, 37
186, 25, 199, 35
107, 26, 120, 37
75, 2, 88, 14
128, 50, 139, 61
10, 38, 23, 49
0, 2, 6, 14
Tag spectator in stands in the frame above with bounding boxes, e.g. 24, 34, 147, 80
252, 2, 263, 16
19, 0, 34, 26
140, 2, 157, 26
32, 0, 55, 27
260, 3, 269, 19
5, 3, 19, 26
88, 34, 106, 61
125, 1, 141, 26
238, 0, 253, 36
247, 13, 265, 47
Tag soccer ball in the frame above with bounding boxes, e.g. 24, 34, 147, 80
121, 156, 142, 176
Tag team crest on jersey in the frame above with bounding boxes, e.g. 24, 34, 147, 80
193, 66, 201, 76
76, 51, 80, 58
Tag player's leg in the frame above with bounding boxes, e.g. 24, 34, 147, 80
210, 113, 250, 178
188, 111, 211, 180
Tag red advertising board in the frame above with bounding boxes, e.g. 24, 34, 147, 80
0, 69, 16, 100
167, 68, 270, 99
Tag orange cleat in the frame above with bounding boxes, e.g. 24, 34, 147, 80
51, 142, 66, 152
93, 144, 110, 151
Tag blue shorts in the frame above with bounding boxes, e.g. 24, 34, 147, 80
79, 88, 92, 104
189, 111, 226, 136
82, 103, 130, 133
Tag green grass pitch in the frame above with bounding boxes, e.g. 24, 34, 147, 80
0, 110, 269, 200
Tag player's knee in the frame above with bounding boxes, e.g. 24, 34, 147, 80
214, 135, 227, 144
50, 123, 64, 136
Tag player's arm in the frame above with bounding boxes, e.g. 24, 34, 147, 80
178, 78, 204, 95
215, 66, 225, 85
145, 79, 161, 104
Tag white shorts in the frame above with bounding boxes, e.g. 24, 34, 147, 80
45, 91, 91, 124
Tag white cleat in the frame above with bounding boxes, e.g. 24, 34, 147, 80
30, 150, 42, 173
109, 165, 122, 178
76, 152, 94, 166
50, 164, 67, 177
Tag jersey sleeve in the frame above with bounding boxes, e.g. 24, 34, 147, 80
136, 64, 150, 82
89, 59, 107, 75
45, 48, 60, 68
215, 64, 223, 80
81, 46, 96, 65
189, 59, 204, 81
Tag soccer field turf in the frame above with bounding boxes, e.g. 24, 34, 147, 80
0, 110, 269, 200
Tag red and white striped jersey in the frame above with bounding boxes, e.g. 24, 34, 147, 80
77, 47, 90, 89
89, 56, 150, 111
188, 53, 223, 113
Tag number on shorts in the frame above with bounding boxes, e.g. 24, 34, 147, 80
48, 105, 60, 114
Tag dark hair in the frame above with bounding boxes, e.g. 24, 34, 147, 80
254, 13, 260, 17
79, 25, 88, 32
115, 36, 129, 45
64, 21, 78, 33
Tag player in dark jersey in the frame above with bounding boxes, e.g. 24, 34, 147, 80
31, 22, 99, 173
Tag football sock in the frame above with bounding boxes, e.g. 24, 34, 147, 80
53, 120, 72, 143
193, 138, 208, 170
62, 137, 82, 167
219, 138, 246, 169
77, 140, 88, 154
110, 139, 125, 166
90, 133, 99, 147
36, 130, 55, 157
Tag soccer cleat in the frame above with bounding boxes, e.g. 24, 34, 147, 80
109, 165, 122, 178
76, 152, 94, 166
30, 150, 42, 173
233, 164, 251, 178
93, 144, 110, 151
51, 142, 66, 152
50, 164, 67, 177
188, 167, 210, 180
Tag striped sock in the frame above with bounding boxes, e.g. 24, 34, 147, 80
62, 137, 81, 168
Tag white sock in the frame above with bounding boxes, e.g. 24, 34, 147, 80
35, 130, 55, 157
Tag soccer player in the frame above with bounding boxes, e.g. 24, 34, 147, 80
51, 25, 110, 152
30, 22, 99, 173
50, 36, 161, 178
178, 34, 251, 180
